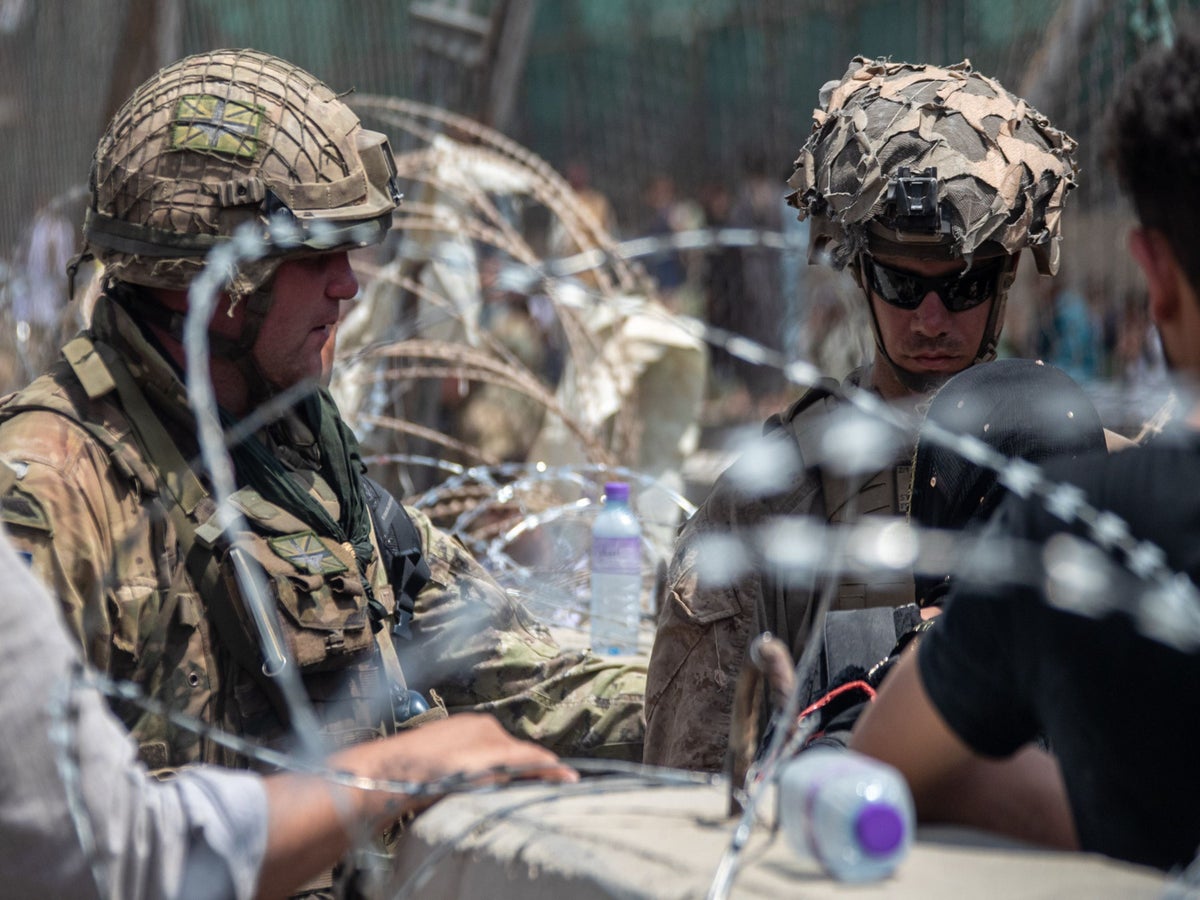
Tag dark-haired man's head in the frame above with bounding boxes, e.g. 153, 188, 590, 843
1110, 24, 1200, 297
911, 358, 1105, 533
1110, 22, 1200, 376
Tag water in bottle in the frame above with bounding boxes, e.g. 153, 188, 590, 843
778, 748, 914, 882
590, 481, 641, 655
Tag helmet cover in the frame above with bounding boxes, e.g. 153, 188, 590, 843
85, 48, 402, 295
787, 57, 1077, 275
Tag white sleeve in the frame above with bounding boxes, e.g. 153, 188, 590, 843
0, 526, 269, 899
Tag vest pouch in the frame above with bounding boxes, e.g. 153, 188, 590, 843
219, 528, 376, 673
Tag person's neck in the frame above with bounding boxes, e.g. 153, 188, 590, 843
144, 287, 255, 417
1181, 384, 1200, 431
148, 326, 252, 417
869, 357, 929, 406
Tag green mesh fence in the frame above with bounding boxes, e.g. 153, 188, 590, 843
0, 0, 1195, 395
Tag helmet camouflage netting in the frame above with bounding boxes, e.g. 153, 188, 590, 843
787, 57, 1078, 275
84, 48, 402, 295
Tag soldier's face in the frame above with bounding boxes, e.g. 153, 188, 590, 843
253, 252, 359, 389
867, 254, 995, 382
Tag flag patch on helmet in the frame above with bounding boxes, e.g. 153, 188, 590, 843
268, 532, 349, 575
170, 95, 264, 159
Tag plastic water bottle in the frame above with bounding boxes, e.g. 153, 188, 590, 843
590, 481, 641, 655
778, 748, 914, 882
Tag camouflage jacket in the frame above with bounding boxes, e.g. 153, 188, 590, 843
644, 372, 914, 772
0, 295, 645, 769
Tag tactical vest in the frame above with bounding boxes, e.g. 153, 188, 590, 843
0, 334, 436, 771
764, 380, 916, 613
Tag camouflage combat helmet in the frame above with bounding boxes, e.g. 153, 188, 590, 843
787, 57, 1078, 378
81, 48, 401, 298
787, 57, 1077, 275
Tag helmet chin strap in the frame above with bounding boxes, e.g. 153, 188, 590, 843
224, 286, 279, 410
856, 254, 1017, 396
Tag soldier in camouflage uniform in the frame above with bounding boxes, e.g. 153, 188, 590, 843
0, 47, 642, 800
645, 58, 1078, 771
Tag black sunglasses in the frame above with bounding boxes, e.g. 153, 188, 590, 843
863, 256, 1005, 313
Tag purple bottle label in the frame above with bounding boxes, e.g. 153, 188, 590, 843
592, 536, 641, 575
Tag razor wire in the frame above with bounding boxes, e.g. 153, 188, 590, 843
706, 483, 864, 900
346, 202, 1200, 896
171, 210, 1200, 900
50, 647, 721, 899
67, 663, 712, 798
43, 171, 1200, 898
324, 171, 1200, 662
0, 8, 1185, 893
684, 366, 1194, 895
351, 212, 1194, 629
184, 215, 338, 765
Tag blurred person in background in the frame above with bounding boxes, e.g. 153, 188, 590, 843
726, 147, 788, 399
640, 173, 704, 312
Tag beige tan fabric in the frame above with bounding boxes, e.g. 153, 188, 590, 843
645, 373, 914, 771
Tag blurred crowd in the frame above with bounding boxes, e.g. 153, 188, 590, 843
0, 155, 1166, 442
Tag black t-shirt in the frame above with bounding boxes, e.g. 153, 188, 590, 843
918, 431, 1200, 871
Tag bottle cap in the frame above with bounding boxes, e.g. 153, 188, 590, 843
604, 482, 630, 503
855, 802, 905, 856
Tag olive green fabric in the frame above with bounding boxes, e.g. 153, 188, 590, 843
226, 388, 388, 628
227, 392, 374, 571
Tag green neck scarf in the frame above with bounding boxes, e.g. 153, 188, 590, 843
227, 388, 376, 580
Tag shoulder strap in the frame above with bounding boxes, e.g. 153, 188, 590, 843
0, 347, 158, 497
63, 335, 297, 728
762, 379, 842, 521
765, 379, 906, 525
762, 377, 841, 441
64, 336, 209, 516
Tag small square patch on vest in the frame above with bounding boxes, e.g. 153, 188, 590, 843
0, 487, 51, 533
268, 531, 349, 575
170, 94, 264, 159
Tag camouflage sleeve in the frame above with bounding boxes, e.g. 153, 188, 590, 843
644, 496, 755, 772
398, 506, 645, 762
0, 410, 135, 669
644, 456, 823, 772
